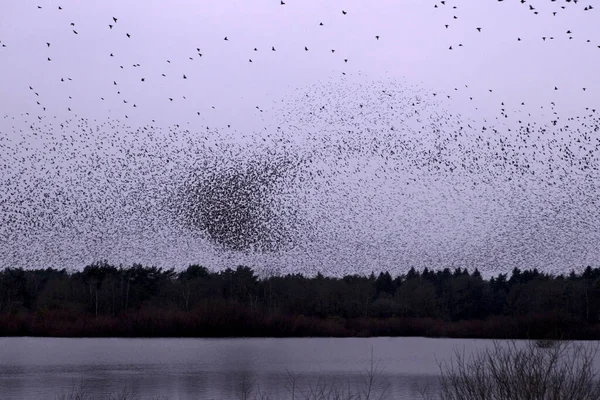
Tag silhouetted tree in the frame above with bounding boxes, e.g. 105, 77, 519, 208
2, 264, 600, 338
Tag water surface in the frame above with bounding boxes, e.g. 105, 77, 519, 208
0, 337, 530, 399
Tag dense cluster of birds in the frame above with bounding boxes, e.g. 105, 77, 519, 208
169, 150, 307, 252
0, 1, 598, 275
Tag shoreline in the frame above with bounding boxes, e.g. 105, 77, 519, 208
2, 311, 598, 340
3, 264, 600, 340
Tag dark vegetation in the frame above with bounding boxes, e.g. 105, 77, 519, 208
435, 340, 600, 400
2, 263, 600, 338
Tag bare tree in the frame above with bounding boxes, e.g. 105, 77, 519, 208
437, 340, 600, 400
54, 384, 92, 400
359, 348, 389, 400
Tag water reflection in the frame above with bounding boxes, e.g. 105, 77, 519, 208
0, 337, 499, 399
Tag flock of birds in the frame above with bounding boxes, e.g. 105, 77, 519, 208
0, 0, 599, 276
1, 0, 597, 119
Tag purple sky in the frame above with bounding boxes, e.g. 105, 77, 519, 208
1, 0, 598, 125
0, 0, 599, 276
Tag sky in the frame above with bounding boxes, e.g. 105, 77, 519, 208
1, 0, 598, 124
0, 0, 599, 276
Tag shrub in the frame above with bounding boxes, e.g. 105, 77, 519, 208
436, 340, 600, 400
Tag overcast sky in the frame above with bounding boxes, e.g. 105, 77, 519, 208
1, 0, 599, 275
1, 0, 598, 127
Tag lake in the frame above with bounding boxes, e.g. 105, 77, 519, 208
0, 337, 567, 399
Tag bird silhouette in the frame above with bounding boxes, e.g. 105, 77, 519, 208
2, 0, 600, 276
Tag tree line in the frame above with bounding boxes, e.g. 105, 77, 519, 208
1, 262, 600, 338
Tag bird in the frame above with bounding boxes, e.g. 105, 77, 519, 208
2, 0, 600, 278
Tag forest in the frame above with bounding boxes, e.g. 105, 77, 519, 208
1, 263, 600, 339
